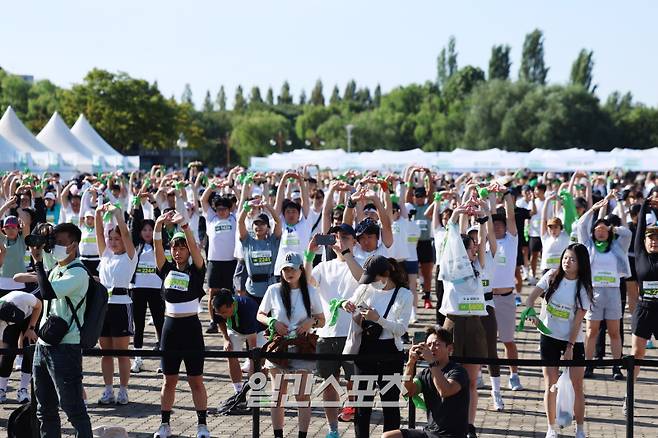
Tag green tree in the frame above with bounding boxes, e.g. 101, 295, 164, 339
443, 66, 486, 104
249, 86, 264, 105
310, 80, 325, 106
329, 85, 341, 105
373, 84, 382, 107
234, 85, 247, 112
295, 105, 333, 145
299, 89, 307, 106
181, 83, 193, 105
570, 49, 596, 93
343, 80, 357, 102
216, 86, 226, 111
436, 48, 447, 88
519, 29, 549, 84
266, 87, 274, 105
202, 90, 214, 112
230, 111, 291, 163
488, 45, 511, 80
277, 81, 293, 105
25, 80, 61, 132
447, 36, 458, 77
0, 74, 31, 119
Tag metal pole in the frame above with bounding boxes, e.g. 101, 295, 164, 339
346, 124, 354, 154
226, 139, 230, 168
251, 348, 262, 438
408, 394, 416, 428
624, 355, 635, 438
179, 146, 183, 170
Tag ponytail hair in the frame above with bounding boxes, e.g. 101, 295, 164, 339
386, 258, 409, 289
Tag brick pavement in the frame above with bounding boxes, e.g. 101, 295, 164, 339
1, 286, 657, 437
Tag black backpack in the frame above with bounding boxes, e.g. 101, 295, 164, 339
65, 262, 108, 349
7, 382, 39, 438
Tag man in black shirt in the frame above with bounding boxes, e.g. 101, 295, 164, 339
383, 327, 470, 438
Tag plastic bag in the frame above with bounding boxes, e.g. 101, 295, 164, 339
438, 224, 474, 282
551, 368, 575, 427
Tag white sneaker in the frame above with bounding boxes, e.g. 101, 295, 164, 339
508, 375, 524, 391
148, 317, 155, 326
527, 276, 537, 286
131, 357, 144, 373
521, 266, 528, 280
197, 424, 210, 438
98, 390, 115, 405
0, 389, 7, 403
575, 429, 586, 438
544, 428, 558, 438
17, 388, 30, 403
13, 355, 23, 371
116, 388, 129, 405
153, 423, 172, 438
491, 390, 504, 411
240, 359, 250, 373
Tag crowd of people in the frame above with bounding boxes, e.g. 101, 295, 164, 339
0, 163, 656, 438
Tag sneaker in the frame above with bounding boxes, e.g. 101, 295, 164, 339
326, 431, 340, 438
338, 406, 355, 422
521, 266, 528, 281
131, 357, 144, 373
515, 295, 522, 307
196, 424, 210, 438
98, 390, 115, 405
491, 390, 504, 411
467, 424, 477, 438
13, 355, 23, 371
240, 359, 251, 373
17, 388, 30, 404
476, 375, 485, 389
527, 276, 537, 286
612, 366, 625, 381
508, 375, 523, 391
423, 298, 434, 309
116, 388, 129, 405
148, 316, 154, 326
402, 332, 411, 344
544, 428, 558, 438
206, 322, 218, 334
584, 366, 594, 379
575, 429, 586, 438
0, 389, 7, 403
153, 423, 172, 438
622, 396, 627, 417
647, 339, 655, 349
157, 366, 163, 374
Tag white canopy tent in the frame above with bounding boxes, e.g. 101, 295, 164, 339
37, 112, 102, 173
71, 114, 127, 169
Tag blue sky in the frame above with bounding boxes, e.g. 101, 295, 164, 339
2, 1, 656, 108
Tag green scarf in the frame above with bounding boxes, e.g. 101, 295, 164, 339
403, 378, 427, 411
594, 240, 609, 253
226, 302, 239, 330
558, 190, 577, 235
328, 298, 346, 327
267, 317, 278, 341
517, 307, 552, 335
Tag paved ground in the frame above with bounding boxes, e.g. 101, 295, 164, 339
1, 285, 657, 437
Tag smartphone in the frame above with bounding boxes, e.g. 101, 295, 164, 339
413, 331, 426, 344
315, 234, 337, 246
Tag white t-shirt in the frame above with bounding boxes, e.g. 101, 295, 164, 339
61, 207, 80, 227
258, 283, 322, 331
0, 291, 38, 338
79, 225, 99, 257
132, 244, 163, 289
490, 233, 518, 289
590, 250, 620, 288
405, 220, 421, 263
99, 249, 138, 304
540, 232, 570, 271
433, 224, 447, 264
274, 215, 313, 274
537, 270, 591, 342
390, 218, 410, 261
206, 212, 237, 261
348, 284, 412, 342
474, 251, 495, 308
353, 243, 390, 267
529, 199, 546, 237
311, 259, 360, 338
439, 271, 488, 317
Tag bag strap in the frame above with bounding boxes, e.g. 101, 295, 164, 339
382, 286, 401, 319
62, 262, 91, 331
130, 243, 146, 285
311, 212, 322, 233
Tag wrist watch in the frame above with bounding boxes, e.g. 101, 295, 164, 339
428, 360, 440, 369
341, 248, 351, 255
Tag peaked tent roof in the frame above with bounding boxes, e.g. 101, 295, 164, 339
0, 106, 50, 153
0, 133, 21, 159
70, 114, 123, 157
36, 112, 96, 157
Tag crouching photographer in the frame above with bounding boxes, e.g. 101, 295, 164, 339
28, 223, 93, 437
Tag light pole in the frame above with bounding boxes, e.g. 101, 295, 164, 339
345, 124, 354, 154
269, 131, 292, 153
176, 133, 188, 170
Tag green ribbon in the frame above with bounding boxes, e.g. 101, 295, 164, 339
335, 203, 345, 209
175, 181, 185, 191
477, 187, 489, 198
267, 317, 277, 341
528, 178, 538, 188
594, 240, 609, 253
516, 307, 552, 335
403, 378, 427, 411
390, 194, 399, 204
558, 190, 577, 235
103, 202, 123, 222
202, 175, 209, 186
328, 298, 347, 327
226, 302, 240, 331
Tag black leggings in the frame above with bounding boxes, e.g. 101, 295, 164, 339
161, 315, 205, 376
131, 288, 165, 349
435, 267, 445, 326
354, 339, 404, 438
0, 318, 33, 377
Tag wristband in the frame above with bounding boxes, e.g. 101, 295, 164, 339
433, 192, 442, 202
428, 361, 440, 369
405, 182, 413, 188
210, 183, 217, 190
566, 341, 574, 348
390, 194, 399, 203
132, 196, 140, 206
379, 180, 389, 192
347, 199, 357, 209
242, 201, 252, 212
341, 248, 351, 256
303, 250, 315, 263
475, 216, 489, 224
153, 231, 163, 241
478, 187, 489, 198
181, 223, 190, 230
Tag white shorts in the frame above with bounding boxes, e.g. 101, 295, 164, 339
227, 330, 266, 351
493, 293, 517, 343
586, 287, 622, 321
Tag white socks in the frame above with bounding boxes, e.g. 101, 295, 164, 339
0, 376, 8, 391
19, 372, 31, 390
104, 384, 113, 394
490, 376, 501, 392
233, 382, 243, 393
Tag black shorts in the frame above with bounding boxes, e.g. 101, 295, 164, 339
161, 315, 205, 376
81, 258, 100, 276
516, 242, 525, 266
416, 240, 435, 264
315, 337, 354, 380
539, 334, 585, 362
233, 259, 248, 292
207, 259, 238, 290
400, 429, 441, 438
528, 236, 543, 253
101, 303, 134, 338
632, 301, 658, 340
626, 257, 637, 282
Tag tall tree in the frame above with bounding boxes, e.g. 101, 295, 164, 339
329, 85, 341, 105
234, 85, 247, 112
447, 36, 458, 77
202, 90, 214, 112
278, 81, 293, 105
343, 80, 357, 102
266, 87, 274, 105
310, 79, 325, 106
181, 83, 194, 105
436, 48, 447, 88
299, 89, 307, 106
488, 45, 511, 80
0, 74, 31, 119
570, 49, 596, 93
373, 84, 382, 107
519, 29, 549, 84
249, 86, 264, 104
216, 86, 227, 111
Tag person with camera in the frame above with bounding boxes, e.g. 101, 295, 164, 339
153, 210, 210, 438
95, 203, 138, 405
341, 255, 412, 438
30, 222, 93, 437
0, 197, 32, 297
382, 326, 470, 438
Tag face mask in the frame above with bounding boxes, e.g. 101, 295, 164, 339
370, 280, 385, 290
52, 244, 69, 262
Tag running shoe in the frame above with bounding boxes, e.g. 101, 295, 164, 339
476, 375, 485, 389
0, 389, 6, 403
148, 316, 154, 326
206, 322, 219, 334
131, 357, 144, 373
508, 375, 523, 391
515, 295, 522, 307
575, 429, 586, 438
153, 423, 172, 438
584, 366, 594, 379
98, 390, 116, 405
612, 366, 625, 381
647, 339, 655, 349
116, 388, 129, 405
491, 390, 504, 411
527, 276, 537, 286
13, 355, 22, 371
17, 388, 30, 404
622, 396, 627, 417
240, 359, 251, 373
466, 424, 477, 438
197, 424, 210, 438
423, 298, 434, 309
338, 406, 355, 422
521, 266, 528, 281
402, 333, 411, 344
326, 431, 340, 438
544, 428, 558, 438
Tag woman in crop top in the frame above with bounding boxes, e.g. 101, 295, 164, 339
95, 203, 138, 406
153, 210, 210, 438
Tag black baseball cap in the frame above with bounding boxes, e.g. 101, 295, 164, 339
329, 223, 356, 238
414, 187, 427, 198
253, 213, 270, 227
355, 218, 380, 237
359, 255, 392, 284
